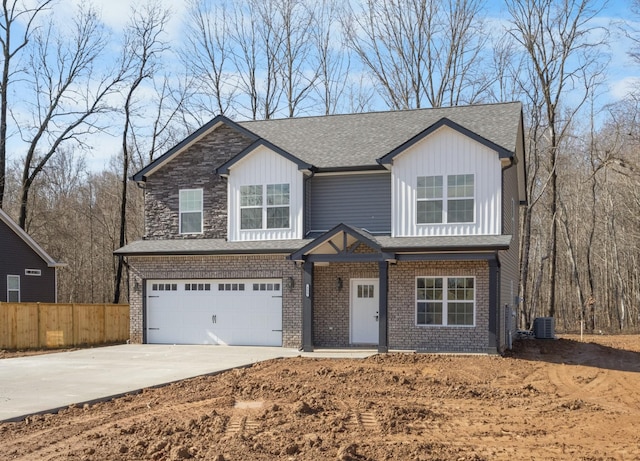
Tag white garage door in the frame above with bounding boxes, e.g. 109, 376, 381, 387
146, 279, 282, 346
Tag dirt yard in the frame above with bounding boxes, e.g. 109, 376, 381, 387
1, 335, 639, 461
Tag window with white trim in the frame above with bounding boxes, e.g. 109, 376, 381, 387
179, 189, 203, 234
416, 277, 475, 326
240, 183, 290, 230
7, 275, 20, 302
416, 174, 474, 224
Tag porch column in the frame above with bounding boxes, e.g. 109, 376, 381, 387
488, 258, 499, 353
378, 261, 389, 353
302, 260, 314, 352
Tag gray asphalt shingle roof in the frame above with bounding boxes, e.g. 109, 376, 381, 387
237, 102, 521, 168
115, 234, 511, 256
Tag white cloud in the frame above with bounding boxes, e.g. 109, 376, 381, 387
609, 76, 640, 100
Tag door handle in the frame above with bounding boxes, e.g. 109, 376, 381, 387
212, 314, 217, 324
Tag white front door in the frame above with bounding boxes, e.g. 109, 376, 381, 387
350, 278, 379, 345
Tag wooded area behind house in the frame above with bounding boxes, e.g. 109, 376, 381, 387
0, 0, 638, 333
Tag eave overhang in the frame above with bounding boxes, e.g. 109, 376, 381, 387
216, 138, 314, 176
377, 117, 514, 167
131, 115, 260, 182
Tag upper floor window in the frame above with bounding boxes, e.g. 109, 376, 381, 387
416, 174, 474, 224
179, 189, 203, 234
7, 275, 20, 302
416, 277, 475, 326
240, 183, 290, 230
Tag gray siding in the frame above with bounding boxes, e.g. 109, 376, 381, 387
307, 173, 391, 234
0, 220, 56, 303
499, 163, 520, 347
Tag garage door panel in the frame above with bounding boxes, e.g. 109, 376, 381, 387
146, 279, 282, 346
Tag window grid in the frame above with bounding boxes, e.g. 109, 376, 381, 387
416, 174, 474, 224
240, 183, 290, 230
7, 275, 19, 302
179, 189, 203, 234
416, 277, 475, 326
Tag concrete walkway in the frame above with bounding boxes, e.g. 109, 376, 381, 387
0, 345, 375, 422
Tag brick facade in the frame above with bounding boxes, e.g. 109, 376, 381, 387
127, 255, 303, 348
311, 259, 490, 352
144, 125, 253, 240
387, 260, 490, 353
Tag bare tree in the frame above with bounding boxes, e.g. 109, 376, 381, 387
313, 0, 350, 115
15, 4, 129, 230
181, 0, 236, 118
344, 0, 491, 109
114, 1, 170, 303
0, 0, 53, 208
506, 0, 607, 319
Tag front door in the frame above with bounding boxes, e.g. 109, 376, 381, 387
350, 278, 379, 345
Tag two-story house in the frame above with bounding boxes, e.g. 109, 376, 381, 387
115, 102, 526, 354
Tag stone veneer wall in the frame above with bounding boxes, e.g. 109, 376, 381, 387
388, 260, 490, 352
144, 125, 253, 240
127, 255, 303, 348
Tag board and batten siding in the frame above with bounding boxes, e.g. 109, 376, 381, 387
227, 145, 304, 241
391, 125, 502, 237
307, 173, 391, 234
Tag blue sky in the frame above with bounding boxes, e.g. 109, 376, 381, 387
18, 0, 640, 172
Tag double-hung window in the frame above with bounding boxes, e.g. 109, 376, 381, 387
416, 174, 474, 224
240, 183, 290, 230
179, 189, 203, 234
7, 275, 20, 302
416, 277, 475, 326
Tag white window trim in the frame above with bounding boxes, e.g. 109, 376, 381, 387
179, 188, 203, 234
239, 183, 291, 231
7, 275, 20, 302
415, 276, 476, 327
416, 174, 475, 225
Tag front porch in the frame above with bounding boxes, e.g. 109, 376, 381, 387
291, 224, 507, 354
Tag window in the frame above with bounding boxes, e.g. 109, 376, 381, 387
186, 283, 211, 291
7, 275, 20, 302
252, 283, 281, 291
240, 183, 290, 230
152, 283, 177, 291
179, 189, 203, 234
447, 174, 474, 223
240, 185, 263, 229
416, 277, 475, 326
417, 176, 443, 224
416, 175, 474, 224
218, 283, 245, 291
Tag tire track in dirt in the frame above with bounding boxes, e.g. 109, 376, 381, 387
3, 396, 231, 461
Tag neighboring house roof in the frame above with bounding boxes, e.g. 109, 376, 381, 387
115, 233, 511, 257
132, 101, 523, 179
0, 208, 63, 268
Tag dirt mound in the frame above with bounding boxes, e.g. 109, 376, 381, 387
2, 335, 640, 460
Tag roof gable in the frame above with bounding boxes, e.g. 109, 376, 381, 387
216, 138, 313, 176
0, 209, 61, 267
132, 115, 259, 182
378, 117, 513, 166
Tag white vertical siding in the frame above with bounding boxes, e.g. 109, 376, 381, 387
392, 126, 502, 237
228, 145, 304, 241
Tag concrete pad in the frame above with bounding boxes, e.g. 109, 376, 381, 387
0, 345, 377, 422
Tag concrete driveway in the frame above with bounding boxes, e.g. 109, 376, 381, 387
0, 345, 375, 422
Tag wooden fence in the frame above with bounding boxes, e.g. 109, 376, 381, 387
0, 303, 129, 349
